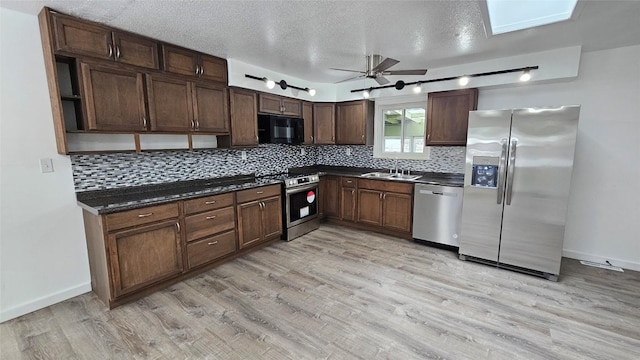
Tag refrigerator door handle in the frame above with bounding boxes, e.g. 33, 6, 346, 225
506, 138, 518, 205
497, 138, 508, 204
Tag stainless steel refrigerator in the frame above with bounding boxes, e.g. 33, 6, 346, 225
458, 106, 580, 281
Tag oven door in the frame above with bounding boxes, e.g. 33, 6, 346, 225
286, 184, 318, 227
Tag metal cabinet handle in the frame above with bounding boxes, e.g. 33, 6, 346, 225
195, 66, 199, 75
351, 189, 355, 195
195, 119, 199, 129
142, 117, 147, 129
497, 139, 508, 204
116, 46, 121, 60
191, 119, 195, 129
205, 200, 216, 205
207, 241, 218, 246
108, 44, 113, 59
346, 180, 352, 183
200, 65, 204, 76
205, 215, 217, 220
311, 135, 314, 141
379, 192, 383, 200
506, 139, 517, 205
255, 135, 259, 142
361, 134, 365, 141
256, 191, 264, 194
383, 193, 386, 200
137, 213, 153, 218
176, 222, 180, 232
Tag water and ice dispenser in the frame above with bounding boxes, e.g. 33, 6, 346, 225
471, 157, 499, 188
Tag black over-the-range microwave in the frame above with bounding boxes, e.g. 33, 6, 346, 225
257, 114, 304, 144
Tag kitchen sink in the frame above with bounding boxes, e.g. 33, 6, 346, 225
360, 172, 394, 179
388, 173, 422, 181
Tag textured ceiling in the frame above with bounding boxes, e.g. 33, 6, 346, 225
3, 0, 640, 83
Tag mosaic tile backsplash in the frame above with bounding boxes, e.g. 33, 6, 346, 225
71, 144, 464, 192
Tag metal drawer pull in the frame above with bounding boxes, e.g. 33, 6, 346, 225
256, 191, 264, 194
137, 213, 153, 218
205, 215, 217, 220
205, 200, 216, 205
207, 241, 218, 246
176, 222, 180, 232
115, 46, 121, 60
108, 44, 113, 58
346, 180, 352, 183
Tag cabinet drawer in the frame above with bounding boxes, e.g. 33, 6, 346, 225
106, 203, 179, 231
358, 179, 413, 194
187, 230, 236, 269
236, 184, 281, 203
184, 192, 234, 215
341, 177, 357, 188
185, 206, 235, 242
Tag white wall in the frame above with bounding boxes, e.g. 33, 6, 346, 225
478, 45, 640, 271
0, 8, 91, 322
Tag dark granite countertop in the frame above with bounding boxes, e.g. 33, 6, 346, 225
77, 174, 283, 215
290, 165, 464, 187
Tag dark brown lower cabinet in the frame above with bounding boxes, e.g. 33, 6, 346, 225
357, 189, 383, 226
237, 185, 283, 249
323, 176, 340, 218
108, 220, 183, 298
341, 187, 357, 222
382, 192, 412, 233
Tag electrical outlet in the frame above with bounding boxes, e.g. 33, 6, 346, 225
301, 148, 306, 156
346, 148, 352, 156
241, 151, 247, 160
40, 158, 54, 173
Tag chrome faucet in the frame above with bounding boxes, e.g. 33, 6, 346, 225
393, 158, 399, 174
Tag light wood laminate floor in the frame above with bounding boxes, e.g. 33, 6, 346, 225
2, 224, 639, 359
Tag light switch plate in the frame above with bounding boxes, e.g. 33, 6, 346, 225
40, 158, 54, 173
241, 150, 247, 160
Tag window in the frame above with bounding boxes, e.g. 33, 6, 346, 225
374, 101, 428, 160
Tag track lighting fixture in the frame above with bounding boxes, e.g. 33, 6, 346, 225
245, 74, 317, 96
362, 88, 371, 99
413, 83, 422, 94
350, 66, 539, 94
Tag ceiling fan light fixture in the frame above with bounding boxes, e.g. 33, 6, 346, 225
265, 78, 276, 89
520, 70, 531, 82
413, 83, 422, 94
458, 76, 470, 86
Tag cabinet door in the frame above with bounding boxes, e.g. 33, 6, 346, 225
237, 201, 263, 249
108, 220, 183, 298
426, 88, 478, 146
229, 88, 258, 146
259, 93, 284, 114
52, 13, 112, 60
336, 101, 366, 144
302, 102, 314, 144
324, 176, 340, 218
357, 189, 382, 226
341, 187, 357, 222
313, 103, 335, 144
81, 62, 146, 131
382, 192, 412, 233
147, 74, 193, 132
161, 45, 199, 77
281, 98, 302, 117
112, 31, 159, 69
262, 196, 283, 239
198, 54, 227, 83
192, 82, 229, 133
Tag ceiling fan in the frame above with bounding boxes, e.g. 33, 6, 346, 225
332, 54, 428, 85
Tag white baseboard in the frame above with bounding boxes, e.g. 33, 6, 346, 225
563, 249, 640, 272
0, 282, 91, 323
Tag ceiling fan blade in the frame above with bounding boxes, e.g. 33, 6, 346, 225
335, 74, 366, 83
372, 57, 399, 72
385, 69, 428, 76
374, 76, 390, 85
330, 68, 366, 73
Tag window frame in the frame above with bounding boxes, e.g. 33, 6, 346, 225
373, 97, 429, 160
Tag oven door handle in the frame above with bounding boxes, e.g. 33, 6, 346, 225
285, 184, 318, 194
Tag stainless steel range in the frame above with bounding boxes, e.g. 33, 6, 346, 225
281, 173, 320, 241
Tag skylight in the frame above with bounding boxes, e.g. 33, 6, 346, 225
485, 0, 579, 35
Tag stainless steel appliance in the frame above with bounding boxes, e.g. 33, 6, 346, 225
413, 184, 463, 247
258, 114, 304, 144
282, 173, 320, 241
459, 106, 580, 281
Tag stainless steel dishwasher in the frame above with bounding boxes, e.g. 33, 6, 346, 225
412, 183, 464, 247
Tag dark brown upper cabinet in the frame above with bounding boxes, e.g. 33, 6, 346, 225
313, 103, 336, 144
81, 62, 146, 131
302, 102, 314, 144
161, 45, 228, 84
51, 12, 159, 69
229, 88, 259, 146
258, 93, 302, 117
146, 75, 230, 133
426, 88, 478, 146
336, 100, 374, 145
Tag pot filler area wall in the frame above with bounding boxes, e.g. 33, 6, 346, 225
71, 144, 464, 191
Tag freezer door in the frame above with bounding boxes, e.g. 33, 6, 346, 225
499, 106, 580, 275
459, 110, 512, 261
